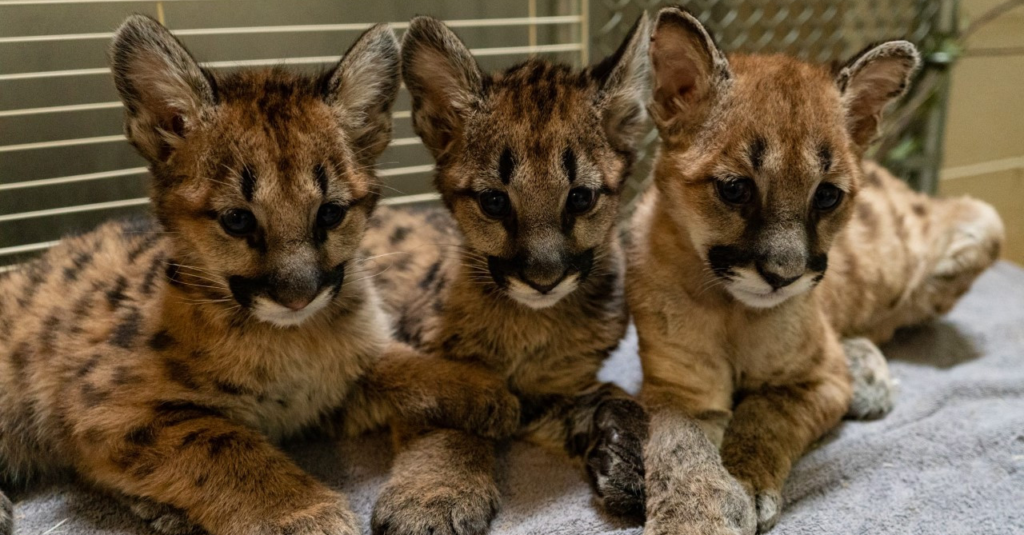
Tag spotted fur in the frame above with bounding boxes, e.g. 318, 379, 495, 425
0, 16, 519, 535
365, 15, 652, 535
630, 8, 1004, 534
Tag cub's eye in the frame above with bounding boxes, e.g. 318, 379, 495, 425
219, 209, 257, 237
813, 183, 844, 211
716, 178, 755, 205
478, 190, 511, 219
316, 203, 347, 229
566, 187, 596, 215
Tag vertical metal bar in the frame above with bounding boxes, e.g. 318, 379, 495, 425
918, 0, 959, 194
580, 0, 589, 65
156, 1, 165, 24
528, 0, 537, 57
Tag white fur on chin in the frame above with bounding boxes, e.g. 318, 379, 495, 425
724, 267, 815, 309
251, 289, 334, 327
506, 274, 580, 310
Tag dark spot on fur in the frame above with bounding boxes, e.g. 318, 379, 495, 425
76, 354, 102, 378
562, 147, 578, 183
498, 147, 516, 184
109, 308, 142, 349
818, 144, 833, 173
912, 202, 927, 216
419, 261, 441, 290
240, 165, 257, 201
206, 431, 240, 456
126, 425, 157, 447
441, 333, 462, 353
63, 251, 94, 281
749, 137, 767, 171
127, 233, 162, 264
106, 276, 130, 308
147, 330, 176, 351
389, 226, 411, 245
152, 401, 223, 427
164, 359, 201, 391
707, 245, 751, 278
81, 383, 110, 407
165, 262, 185, 288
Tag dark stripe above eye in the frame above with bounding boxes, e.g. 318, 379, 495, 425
240, 166, 256, 201
314, 164, 329, 196
749, 137, 767, 172
817, 144, 833, 173
498, 147, 515, 184
562, 147, 577, 183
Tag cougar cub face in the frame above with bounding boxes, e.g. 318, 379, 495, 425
402, 16, 649, 309
648, 9, 919, 308
111, 17, 400, 326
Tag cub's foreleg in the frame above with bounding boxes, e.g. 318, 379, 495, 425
80, 403, 358, 535
341, 342, 520, 439
719, 344, 851, 533
371, 428, 499, 535
521, 383, 648, 519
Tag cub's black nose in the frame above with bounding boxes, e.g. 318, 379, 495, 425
756, 263, 801, 290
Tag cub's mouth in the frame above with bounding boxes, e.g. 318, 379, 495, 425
486, 249, 594, 310
707, 246, 826, 309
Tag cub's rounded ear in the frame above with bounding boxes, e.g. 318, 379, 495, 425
648, 7, 730, 143
110, 14, 216, 163
323, 24, 401, 166
401, 16, 484, 158
589, 13, 651, 159
836, 40, 920, 152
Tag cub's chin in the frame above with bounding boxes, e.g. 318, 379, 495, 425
505, 274, 580, 310
724, 269, 816, 310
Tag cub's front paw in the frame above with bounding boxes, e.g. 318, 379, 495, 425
843, 337, 894, 420
586, 398, 648, 519
646, 464, 755, 535
432, 371, 521, 440
371, 474, 499, 535
271, 492, 359, 535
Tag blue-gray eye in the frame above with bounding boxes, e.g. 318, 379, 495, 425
220, 209, 257, 236
478, 190, 511, 219
316, 203, 346, 229
566, 187, 596, 215
716, 178, 755, 205
814, 183, 843, 211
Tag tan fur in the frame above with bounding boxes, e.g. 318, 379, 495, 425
0, 16, 518, 535
631, 8, 1004, 535
366, 15, 653, 535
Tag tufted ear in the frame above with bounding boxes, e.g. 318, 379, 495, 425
835, 40, 920, 152
110, 15, 216, 163
322, 24, 401, 166
589, 13, 651, 158
401, 16, 485, 159
648, 7, 731, 144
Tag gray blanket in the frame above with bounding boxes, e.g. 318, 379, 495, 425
11, 262, 1024, 535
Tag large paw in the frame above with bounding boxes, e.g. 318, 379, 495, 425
371, 474, 499, 535
586, 398, 648, 519
645, 466, 755, 535
843, 337, 895, 420
121, 495, 203, 535
1, 491, 12, 535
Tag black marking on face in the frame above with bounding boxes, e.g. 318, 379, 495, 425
110, 307, 142, 349
562, 147, 578, 183
807, 253, 828, 274
706, 245, 752, 279
498, 147, 516, 184
749, 137, 767, 172
240, 166, 257, 202
314, 164, 329, 197
165, 261, 185, 289
818, 144, 833, 173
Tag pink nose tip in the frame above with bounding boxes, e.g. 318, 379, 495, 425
282, 298, 312, 311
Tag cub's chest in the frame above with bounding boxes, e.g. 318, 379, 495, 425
725, 305, 830, 387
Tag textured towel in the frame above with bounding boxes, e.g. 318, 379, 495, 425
10, 262, 1024, 535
